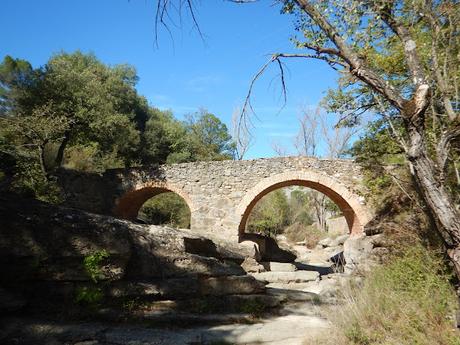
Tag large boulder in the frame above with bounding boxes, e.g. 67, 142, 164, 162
343, 234, 385, 273
241, 257, 266, 273
239, 233, 297, 263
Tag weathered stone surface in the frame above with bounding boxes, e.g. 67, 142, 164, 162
224, 294, 284, 308
240, 233, 297, 263
241, 257, 265, 273
261, 262, 297, 272
318, 234, 349, 248
318, 237, 334, 248
331, 234, 350, 246
326, 216, 349, 234
343, 234, 381, 273
0, 195, 258, 305
199, 275, 266, 295
250, 271, 320, 284
58, 156, 374, 240
266, 285, 320, 302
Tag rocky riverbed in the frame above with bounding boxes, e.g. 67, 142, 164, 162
0, 194, 384, 345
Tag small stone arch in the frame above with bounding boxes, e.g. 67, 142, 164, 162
113, 181, 195, 221
236, 171, 372, 237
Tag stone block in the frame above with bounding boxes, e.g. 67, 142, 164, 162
261, 262, 297, 272
199, 275, 266, 295
250, 271, 319, 284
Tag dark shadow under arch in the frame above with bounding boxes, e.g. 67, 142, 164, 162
113, 184, 193, 221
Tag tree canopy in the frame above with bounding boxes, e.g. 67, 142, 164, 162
0, 51, 235, 201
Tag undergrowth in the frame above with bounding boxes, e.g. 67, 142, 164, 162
312, 244, 460, 345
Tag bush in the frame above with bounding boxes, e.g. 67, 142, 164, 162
83, 249, 109, 283
314, 245, 460, 345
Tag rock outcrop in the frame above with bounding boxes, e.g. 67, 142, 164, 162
0, 195, 264, 315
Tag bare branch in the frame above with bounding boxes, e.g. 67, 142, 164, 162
293, 0, 406, 110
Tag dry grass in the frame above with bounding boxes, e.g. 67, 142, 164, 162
284, 222, 327, 248
309, 244, 460, 345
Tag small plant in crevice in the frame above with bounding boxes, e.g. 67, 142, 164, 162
75, 286, 104, 305
83, 249, 110, 283
122, 297, 144, 313
74, 249, 110, 307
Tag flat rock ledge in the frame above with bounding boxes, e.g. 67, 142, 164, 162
250, 271, 320, 284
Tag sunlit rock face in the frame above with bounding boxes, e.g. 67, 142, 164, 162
58, 156, 374, 241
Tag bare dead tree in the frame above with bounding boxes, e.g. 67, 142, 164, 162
231, 106, 253, 160
293, 106, 358, 231
271, 139, 289, 157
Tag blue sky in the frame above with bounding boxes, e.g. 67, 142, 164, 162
1, 0, 341, 158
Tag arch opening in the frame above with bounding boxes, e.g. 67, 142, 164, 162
245, 185, 345, 244
113, 183, 193, 229
238, 178, 367, 241
138, 192, 191, 228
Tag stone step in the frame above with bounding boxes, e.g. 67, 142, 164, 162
266, 287, 320, 303
294, 261, 335, 275
261, 262, 297, 272
96, 294, 285, 326
103, 308, 259, 326
250, 271, 319, 284
267, 282, 318, 292
268, 278, 340, 294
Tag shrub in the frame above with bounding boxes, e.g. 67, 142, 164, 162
314, 245, 460, 345
83, 249, 109, 283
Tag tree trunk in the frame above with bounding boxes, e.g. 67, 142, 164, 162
38, 143, 49, 182
406, 124, 460, 277
54, 130, 70, 168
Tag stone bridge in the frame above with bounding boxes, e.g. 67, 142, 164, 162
59, 156, 373, 242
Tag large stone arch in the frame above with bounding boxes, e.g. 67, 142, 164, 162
236, 171, 372, 237
113, 181, 195, 221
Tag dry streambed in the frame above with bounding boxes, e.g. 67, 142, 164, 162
0, 195, 381, 344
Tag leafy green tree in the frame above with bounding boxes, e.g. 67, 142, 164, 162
247, 189, 291, 237
141, 107, 196, 164
290, 189, 315, 225
279, 0, 460, 275
0, 52, 146, 174
138, 192, 191, 228
0, 56, 35, 116
184, 109, 236, 161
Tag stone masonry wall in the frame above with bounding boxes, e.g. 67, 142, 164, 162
59, 156, 373, 242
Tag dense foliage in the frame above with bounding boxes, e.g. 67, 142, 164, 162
247, 186, 342, 243
138, 192, 191, 228
0, 52, 235, 203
